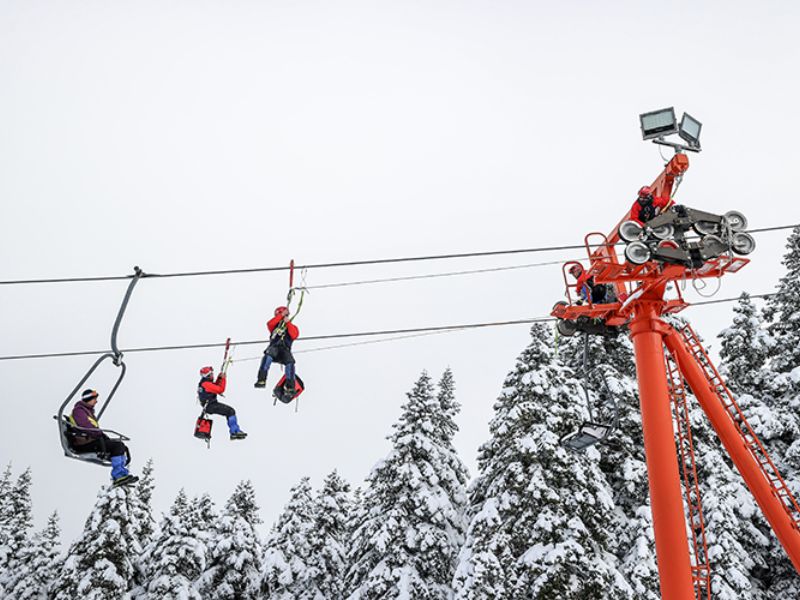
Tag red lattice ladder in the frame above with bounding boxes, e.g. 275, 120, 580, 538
665, 351, 711, 600
675, 323, 800, 529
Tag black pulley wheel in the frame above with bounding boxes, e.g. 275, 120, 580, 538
556, 319, 577, 337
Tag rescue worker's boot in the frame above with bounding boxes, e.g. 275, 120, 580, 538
253, 370, 267, 388
227, 415, 248, 440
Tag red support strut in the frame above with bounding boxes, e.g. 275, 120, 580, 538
664, 323, 800, 572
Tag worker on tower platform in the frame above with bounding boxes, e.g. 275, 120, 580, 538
569, 264, 615, 305
630, 185, 670, 225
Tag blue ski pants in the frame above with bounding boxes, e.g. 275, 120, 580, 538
258, 354, 295, 383
111, 455, 130, 480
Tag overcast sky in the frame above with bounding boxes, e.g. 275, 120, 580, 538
2, 1, 799, 542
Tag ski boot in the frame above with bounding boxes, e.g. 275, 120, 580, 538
254, 379, 267, 389
113, 474, 140, 487
227, 415, 247, 440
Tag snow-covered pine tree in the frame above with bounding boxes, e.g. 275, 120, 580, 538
262, 476, 316, 598
434, 368, 470, 528
134, 459, 157, 544
734, 229, 800, 598
454, 324, 630, 599
345, 485, 365, 578
757, 229, 800, 474
131, 459, 157, 597
433, 367, 459, 446
764, 226, 800, 378
0, 467, 33, 593
2, 511, 62, 599
347, 371, 472, 599
718, 293, 771, 395
557, 332, 657, 598
198, 480, 263, 599
51, 485, 144, 600
305, 470, 352, 599
716, 293, 792, 478
140, 489, 203, 600
619, 505, 657, 600
0, 463, 12, 571
189, 493, 218, 594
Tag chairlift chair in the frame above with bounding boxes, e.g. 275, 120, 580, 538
561, 333, 620, 452
55, 414, 130, 466
562, 422, 614, 451
53, 267, 142, 466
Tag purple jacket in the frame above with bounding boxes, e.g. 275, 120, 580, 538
70, 400, 103, 442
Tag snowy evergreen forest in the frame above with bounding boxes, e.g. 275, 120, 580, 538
3, 228, 800, 599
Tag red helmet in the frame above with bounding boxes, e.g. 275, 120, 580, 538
274, 306, 289, 317
638, 185, 653, 198
568, 264, 584, 278
199, 366, 214, 377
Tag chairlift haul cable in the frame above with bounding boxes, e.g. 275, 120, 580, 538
0, 293, 776, 362
0, 224, 794, 286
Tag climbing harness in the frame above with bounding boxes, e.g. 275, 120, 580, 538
561, 333, 620, 451
54, 267, 144, 466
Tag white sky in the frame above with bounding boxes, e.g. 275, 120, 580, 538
2, 1, 799, 542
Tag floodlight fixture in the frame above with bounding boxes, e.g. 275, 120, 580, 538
640, 107, 677, 140
678, 112, 702, 149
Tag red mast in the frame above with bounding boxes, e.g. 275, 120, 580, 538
552, 152, 800, 600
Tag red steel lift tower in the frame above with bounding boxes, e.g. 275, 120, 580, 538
552, 145, 800, 599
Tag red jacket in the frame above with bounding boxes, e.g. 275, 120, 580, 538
630, 196, 670, 224
267, 315, 299, 340
200, 374, 226, 396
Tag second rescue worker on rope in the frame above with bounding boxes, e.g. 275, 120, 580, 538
630, 185, 670, 224
198, 366, 247, 440
254, 306, 299, 394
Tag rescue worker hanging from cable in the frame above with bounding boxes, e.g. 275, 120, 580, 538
254, 305, 299, 396
630, 185, 670, 224
198, 366, 247, 440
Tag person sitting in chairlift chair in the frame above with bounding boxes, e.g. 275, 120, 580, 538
70, 389, 138, 486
